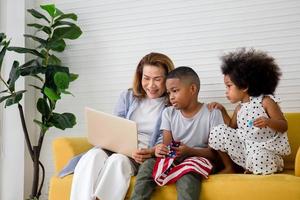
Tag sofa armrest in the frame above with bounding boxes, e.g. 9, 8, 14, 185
295, 147, 300, 176
52, 137, 93, 173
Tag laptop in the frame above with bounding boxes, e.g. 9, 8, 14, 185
85, 107, 138, 158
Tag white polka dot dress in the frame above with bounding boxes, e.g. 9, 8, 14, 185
209, 95, 291, 175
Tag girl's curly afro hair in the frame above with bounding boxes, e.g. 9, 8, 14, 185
221, 48, 282, 96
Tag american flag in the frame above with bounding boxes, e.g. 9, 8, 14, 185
152, 142, 213, 186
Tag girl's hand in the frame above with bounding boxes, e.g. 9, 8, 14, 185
207, 102, 224, 111
173, 143, 190, 157
253, 117, 269, 128
132, 148, 153, 164
155, 144, 169, 158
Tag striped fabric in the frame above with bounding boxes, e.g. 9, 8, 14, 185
152, 156, 213, 186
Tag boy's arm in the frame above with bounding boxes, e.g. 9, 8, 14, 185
176, 146, 215, 160
155, 130, 172, 157
163, 130, 172, 145
254, 96, 288, 133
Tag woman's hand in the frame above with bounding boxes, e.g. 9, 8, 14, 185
132, 148, 154, 164
173, 143, 190, 157
155, 144, 169, 157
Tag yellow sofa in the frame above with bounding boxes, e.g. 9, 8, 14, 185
49, 113, 300, 200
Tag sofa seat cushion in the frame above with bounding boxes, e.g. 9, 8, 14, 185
125, 172, 300, 200
201, 173, 300, 200
49, 175, 73, 200
51, 172, 300, 200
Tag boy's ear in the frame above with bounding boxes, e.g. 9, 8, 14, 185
190, 84, 197, 95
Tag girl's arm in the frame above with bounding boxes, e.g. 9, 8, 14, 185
229, 105, 239, 129
208, 102, 231, 125
155, 130, 172, 157
254, 96, 287, 133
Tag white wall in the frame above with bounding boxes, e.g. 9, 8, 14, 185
29, 0, 300, 199
0, 0, 25, 199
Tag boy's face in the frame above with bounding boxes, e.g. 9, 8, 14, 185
166, 78, 194, 109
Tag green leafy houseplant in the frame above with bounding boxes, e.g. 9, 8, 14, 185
0, 4, 82, 199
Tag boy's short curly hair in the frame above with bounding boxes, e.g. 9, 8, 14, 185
167, 66, 200, 93
221, 48, 282, 96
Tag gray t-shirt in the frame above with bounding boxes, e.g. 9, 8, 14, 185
160, 104, 224, 148
131, 97, 165, 149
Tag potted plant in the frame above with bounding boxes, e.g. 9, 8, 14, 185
0, 4, 82, 199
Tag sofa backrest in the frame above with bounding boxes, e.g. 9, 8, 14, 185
284, 113, 300, 170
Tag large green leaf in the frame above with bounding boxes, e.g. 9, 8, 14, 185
61, 90, 74, 96
27, 9, 50, 23
55, 13, 77, 22
33, 119, 50, 132
19, 65, 46, 76
0, 94, 12, 103
69, 73, 79, 82
45, 65, 69, 89
24, 34, 47, 47
40, 4, 56, 17
8, 61, 20, 91
44, 87, 60, 101
49, 112, 76, 130
54, 72, 69, 89
54, 8, 64, 17
27, 23, 51, 34
0, 89, 8, 94
47, 54, 61, 65
0, 37, 9, 71
7, 47, 45, 58
52, 21, 76, 28
4, 90, 26, 107
46, 39, 66, 52
19, 59, 36, 68
0, 33, 5, 42
37, 98, 50, 116
52, 25, 82, 40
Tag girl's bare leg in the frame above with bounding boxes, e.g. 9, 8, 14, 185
218, 151, 235, 174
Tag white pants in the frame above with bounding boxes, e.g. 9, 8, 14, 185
70, 147, 134, 200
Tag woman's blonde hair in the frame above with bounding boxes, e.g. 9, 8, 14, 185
132, 52, 175, 98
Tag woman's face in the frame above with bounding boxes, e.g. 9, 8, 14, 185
142, 64, 166, 99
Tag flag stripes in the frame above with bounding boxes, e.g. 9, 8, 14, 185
152, 156, 213, 186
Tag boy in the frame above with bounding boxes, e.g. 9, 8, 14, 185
131, 66, 224, 200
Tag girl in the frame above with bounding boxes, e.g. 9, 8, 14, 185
208, 48, 291, 175
70, 52, 174, 200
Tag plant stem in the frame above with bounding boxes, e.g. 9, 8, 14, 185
18, 103, 34, 160
37, 161, 45, 197
0, 75, 10, 91
30, 146, 40, 198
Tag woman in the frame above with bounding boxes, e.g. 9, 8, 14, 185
70, 52, 175, 200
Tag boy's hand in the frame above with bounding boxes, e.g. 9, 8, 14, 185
155, 144, 169, 157
207, 102, 224, 111
253, 117, 269, 128
173, 143, 190, 157
132, 148, 153, 164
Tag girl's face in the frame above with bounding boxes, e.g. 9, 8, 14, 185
224, 75, 249, 103
142, 65, 166, 99
166, 78, 194, 110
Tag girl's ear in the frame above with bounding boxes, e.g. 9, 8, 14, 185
242, 87, 248, 93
